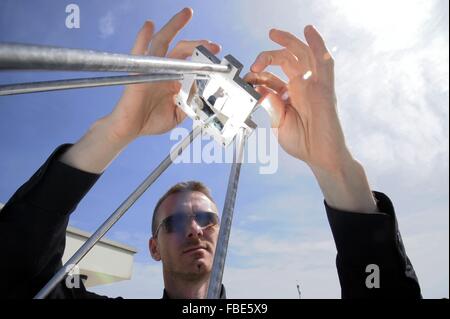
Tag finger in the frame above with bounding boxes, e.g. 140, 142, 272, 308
131, 21, 155, 55
244, 71, 287, 96
255, 86, 286, 128
250, 49, 304, 79
148, 7, 193, 57
269, 28, 317, 82
304, 25, 334, 87
168, 40, 221, 59
175, 105, 187, 125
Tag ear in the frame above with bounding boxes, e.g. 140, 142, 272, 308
149, 237, 161, 261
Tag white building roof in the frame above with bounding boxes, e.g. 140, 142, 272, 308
64, 226, 137, 287
1, 202, 138, 288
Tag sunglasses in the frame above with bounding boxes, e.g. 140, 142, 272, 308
154, 211, 219, 237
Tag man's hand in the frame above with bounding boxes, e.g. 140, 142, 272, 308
109, 7, 221, 142
245, 26, 377, 213
60, 8, 220, 174
245, 26, 346, 173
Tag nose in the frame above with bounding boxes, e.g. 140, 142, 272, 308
185, 216, 204, 239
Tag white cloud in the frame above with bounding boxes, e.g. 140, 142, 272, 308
223, 225, 340, 298
338, 36, 449, 176
233, 0, 313, 42
403, 230, 449, 298
229, 227, 334, 258
99, 11, 115, 38
98, 1, 133, 39
234, 0, 449, 182
329, 0, 434, 52
224, 261, 340, 299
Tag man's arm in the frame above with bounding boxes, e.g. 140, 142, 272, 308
0, 144, 101, 298
0, 7, 221, 298
325, 191, 421, 298
245, 25, 421, 298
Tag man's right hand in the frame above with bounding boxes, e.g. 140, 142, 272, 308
107, 7, 221, 143
60, 8, 220, 174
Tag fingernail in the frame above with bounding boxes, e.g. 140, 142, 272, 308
281, 91, 289, 101
180, 7, 192, 14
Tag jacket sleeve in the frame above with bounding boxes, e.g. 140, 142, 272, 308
325, 191, 422, 298
0, 144, 110, 299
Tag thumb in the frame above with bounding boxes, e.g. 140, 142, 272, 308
255, 86, 285, 128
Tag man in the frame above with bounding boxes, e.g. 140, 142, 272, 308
149, 181, 222, 299
0, 7, 421, 299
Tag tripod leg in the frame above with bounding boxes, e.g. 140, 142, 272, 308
0, 43, 230, 74
0, 74, 185, 96
34, 124, 204, 299
207, 127, 247, 299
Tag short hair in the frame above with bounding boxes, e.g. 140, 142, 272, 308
151, 181, 217, 236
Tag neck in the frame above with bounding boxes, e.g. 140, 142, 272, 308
163, 269, 210, 299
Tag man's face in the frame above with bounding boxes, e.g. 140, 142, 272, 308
149, 191, 219, 280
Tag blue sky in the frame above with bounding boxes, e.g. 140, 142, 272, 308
0, 0, 448, 298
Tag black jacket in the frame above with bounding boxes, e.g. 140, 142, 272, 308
0, 144, 421, 299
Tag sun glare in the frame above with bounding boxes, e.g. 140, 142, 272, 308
331, 0, 434, 51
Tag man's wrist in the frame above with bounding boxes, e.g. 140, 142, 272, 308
310, 156, 378, 214
59, 116, 134, 174
96, 114, 138, 148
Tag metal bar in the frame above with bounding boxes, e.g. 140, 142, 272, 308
0, 74, 185, 96
0, 43, 230, 74
207, 127, 247, 299
34, 122, 211, 299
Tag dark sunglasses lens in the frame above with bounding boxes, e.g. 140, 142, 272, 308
195, 212, 218, 227
162, 212, 218, 234
164, 214, 188, 233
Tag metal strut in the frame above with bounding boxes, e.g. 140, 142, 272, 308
0, 43, 230, 74
0, 74, 185, 96
34, 118, 215, 299
207, 127, 247, 299
0, 42, 228, 96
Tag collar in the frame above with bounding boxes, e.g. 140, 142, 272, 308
162, 284, 226, 299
